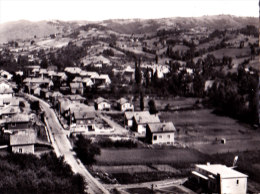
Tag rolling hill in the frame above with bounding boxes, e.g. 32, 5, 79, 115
0, 15, 258, 43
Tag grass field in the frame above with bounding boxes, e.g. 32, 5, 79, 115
206, 48, 251, 59
96, 148, 207, 165
159, 109, 260, 154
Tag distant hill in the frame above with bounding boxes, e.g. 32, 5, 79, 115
0, 15, 258, 43
100, 15, 258, 34
0, 20, 80, 43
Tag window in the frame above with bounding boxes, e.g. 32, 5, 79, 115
11, 123, 16, 127
237, 180, 239, 185
159, 135, 162, 139
153, 135, 157, 140
167, 135, 171, 138
19, 148, 22, 153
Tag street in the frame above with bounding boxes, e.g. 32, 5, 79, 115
26, 94, 109, 194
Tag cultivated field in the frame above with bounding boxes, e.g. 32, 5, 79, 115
96, 148, 207, 165
159, 108, 260, 154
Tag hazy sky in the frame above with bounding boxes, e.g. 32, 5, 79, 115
0, 0, 258, 24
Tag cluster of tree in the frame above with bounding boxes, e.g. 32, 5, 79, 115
103, 49, 114, 57
46, 42, 87, 70
79, 24, 109, 32
239, 25, 258, 37
0, 152, 85, 194
208, 66, 258, 124
199, 29, 227, 44
73, 134, 101, 165
97, 137, 137, 148
166, 40, 228, 62
8, 41, 19, 47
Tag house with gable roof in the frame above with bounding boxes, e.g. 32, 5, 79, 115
117, 97, 134, 112
10, 130, 36, 154
94, 97, 111, 111
132, 111, 160, 136
146, 122, 176, 145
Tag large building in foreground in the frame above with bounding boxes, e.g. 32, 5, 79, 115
192, 163, 248, 194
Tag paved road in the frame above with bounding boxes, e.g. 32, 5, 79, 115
26, 94, 109, 194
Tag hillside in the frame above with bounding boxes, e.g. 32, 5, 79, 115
100, 15, 258, 34
0, 20, 80, 43
0, 15, 258, 43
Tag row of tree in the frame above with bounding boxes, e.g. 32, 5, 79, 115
0, 152, 85, 194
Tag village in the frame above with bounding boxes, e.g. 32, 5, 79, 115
0, 12, 259, 193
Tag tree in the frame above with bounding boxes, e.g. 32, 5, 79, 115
40, 57, 48, 69
140, 93, 144, 111
135, 60, 141, 84
148, 99, 157, 114
30, 100, 40, 113
155, 55, 158, 64
73, 135, 100, 165
145, 67, 150, 87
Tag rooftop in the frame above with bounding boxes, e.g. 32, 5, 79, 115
134, 111, 160, 124
196, 164, 248, 179
10, 130, 36, 146
147, 122, 176, 133
117, 97, 129, 105
95, 97, 110, 104
74, 111, 95, 119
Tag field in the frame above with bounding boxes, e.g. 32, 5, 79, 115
133, 97, 198, 111
205, 48, 251, 59
159, 108, 260, 154
96, 148, 207, 165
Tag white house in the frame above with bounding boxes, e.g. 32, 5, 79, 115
117, 98, 134, 112
146, 122, 176, 145
192, 163, 248, 194
0, 80, 14, 99
132, 111, 160, 136
94, 97, 111, 111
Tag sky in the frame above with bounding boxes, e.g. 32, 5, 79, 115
0, 0, 258, 24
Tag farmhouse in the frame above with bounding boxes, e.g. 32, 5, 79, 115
192, 163, 248, 194
146, 122, 176, 145
132, 111, 160, 136
94, 97, 111, 111
10, 130, 36, 154
71, 111, 96, 133
117, 98, 134, 112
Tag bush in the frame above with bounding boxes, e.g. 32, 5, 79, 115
0, 152, 86, 194
97, 137, 137, 149
73, 135, 101, 165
